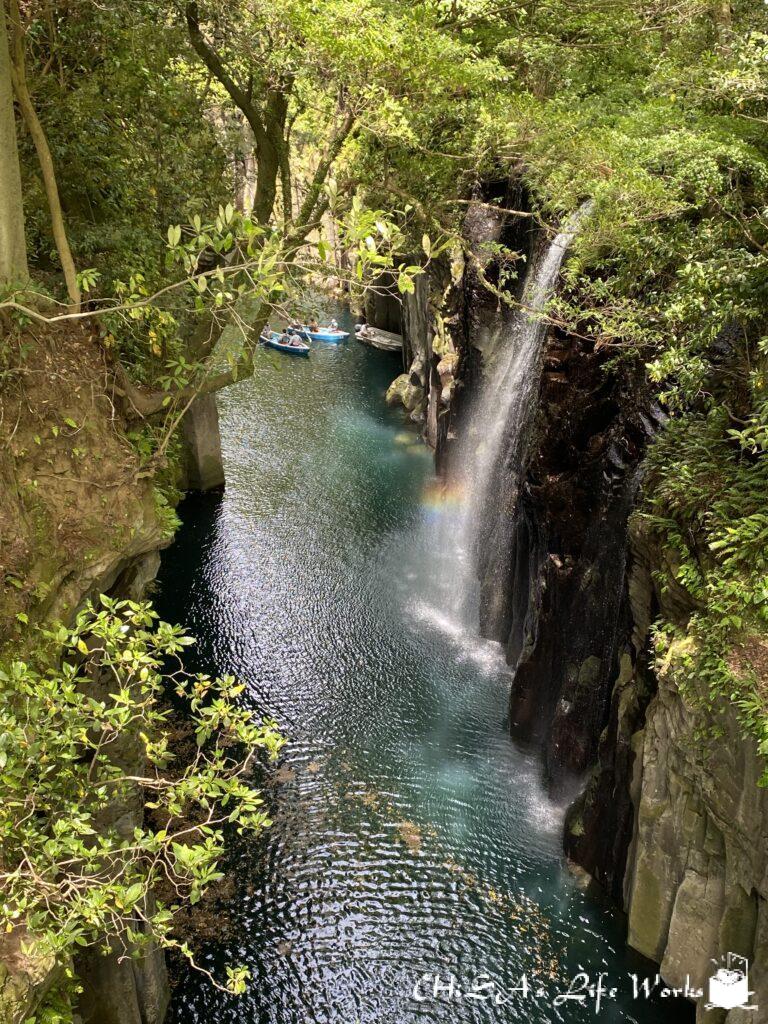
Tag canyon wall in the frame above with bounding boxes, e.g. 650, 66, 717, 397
567, 521, 768, 1021
0, 322, 224, 1024
391, 187, 657, 787
391, 191, 768, 1019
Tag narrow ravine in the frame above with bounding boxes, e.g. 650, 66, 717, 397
156, 309, 689, 1024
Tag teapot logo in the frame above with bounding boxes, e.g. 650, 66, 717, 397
706, 953, 757, 1012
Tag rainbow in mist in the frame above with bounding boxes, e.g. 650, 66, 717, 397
421, 479, 467, 519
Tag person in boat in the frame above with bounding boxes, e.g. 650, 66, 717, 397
329, 319, 338, 331
279, 330, 292, 345
309, 318, 319, 332
289, 332, 304, 347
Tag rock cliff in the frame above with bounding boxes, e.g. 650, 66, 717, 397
0, 320, 223, 1024
393, 190, 768, 1019
568, 521, 768, 1021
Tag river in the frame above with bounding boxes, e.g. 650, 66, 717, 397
156, 309, 691, 1024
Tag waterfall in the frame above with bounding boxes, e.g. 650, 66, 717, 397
431, 205, 591, 644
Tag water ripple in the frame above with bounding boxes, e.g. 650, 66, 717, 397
157, 310, 691, 1024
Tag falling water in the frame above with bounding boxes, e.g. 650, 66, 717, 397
157, 303, 690, 1024
436, 205, 592, 637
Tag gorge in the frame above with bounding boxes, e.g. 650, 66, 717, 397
154, 307, 690, 1024
1, 1, 767, 1022
385, 186, 768, 1020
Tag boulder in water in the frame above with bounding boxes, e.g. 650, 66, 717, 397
385, 373, 410, 406
386, 373, 425, 414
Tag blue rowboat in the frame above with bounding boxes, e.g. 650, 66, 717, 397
291, 325, 349, 344
260, 331, 310, 357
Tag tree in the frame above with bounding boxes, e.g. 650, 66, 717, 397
185, 0, 293, 227
0, 0, 480, 423
7, 0, 80, 306
0, 0, 27, 286
0, 598, 284, 992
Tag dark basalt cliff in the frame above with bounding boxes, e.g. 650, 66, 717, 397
382, 185, 768, 1016
481, 318, 660, 788
390, 184, 661, 788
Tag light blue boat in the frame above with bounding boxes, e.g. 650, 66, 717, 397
260, 331, 310, 357
291, 324, 349, 344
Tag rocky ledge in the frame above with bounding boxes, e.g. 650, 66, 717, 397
567, 520, 768, 1021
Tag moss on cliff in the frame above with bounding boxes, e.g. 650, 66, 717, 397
0, 320, 168, 647
0, 319, 171, 1024
641, 403, 768, 783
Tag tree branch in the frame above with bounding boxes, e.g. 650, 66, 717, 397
294, 107, 355, 230
112, 302, 271, 420
185, 1, 266, 148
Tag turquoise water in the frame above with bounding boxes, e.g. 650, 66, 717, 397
156, 313, 691, 1024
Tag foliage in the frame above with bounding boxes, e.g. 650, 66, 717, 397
4, 0, 768, 992
7, 0, 490, 402
153, 484, 182, 539
16, 0, 229, 286
427, 0, 768, 774
0, 597, 284, 989
641, 401, 768, 780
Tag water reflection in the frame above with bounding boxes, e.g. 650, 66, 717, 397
156, 312, 690, 1024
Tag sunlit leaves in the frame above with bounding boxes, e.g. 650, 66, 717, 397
0, 598, 284, 991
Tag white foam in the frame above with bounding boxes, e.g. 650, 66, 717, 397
408, 599, 510, 676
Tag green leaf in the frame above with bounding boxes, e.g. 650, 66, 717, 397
123, 883, 144, 906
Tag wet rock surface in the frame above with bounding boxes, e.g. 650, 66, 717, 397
179, 394, 225, 492
380, 267, 458, 449
407, 181, 768, 1018
497, 332, 658, 785
569, 522, 768, 1019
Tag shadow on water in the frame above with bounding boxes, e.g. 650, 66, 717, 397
155, 309, 692, 1024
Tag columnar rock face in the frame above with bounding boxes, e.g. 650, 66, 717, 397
626, 679, 768, 1016
73, 665, 171, 1024
180, 394, 225, 492
381, 269, 459, 451
77, 920, 169, 1024
408, 181, 768, 1016
568, 523, 768, 1021
449, 188, 658, 787
0, 934, 56, 1024
391, 188, 655, 786
364, 272, 402, 337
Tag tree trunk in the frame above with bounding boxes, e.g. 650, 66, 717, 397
185, 4, 290, 227
710, 0, 732, 41
279, 137, 292, 223
0, 0, 28, 286
237, 120, 257, 214
8, 0, 80, 307
253, 90, 288, 226
252, 133, 280, 226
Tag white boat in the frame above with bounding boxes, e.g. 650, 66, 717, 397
354, 324, 403, 352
